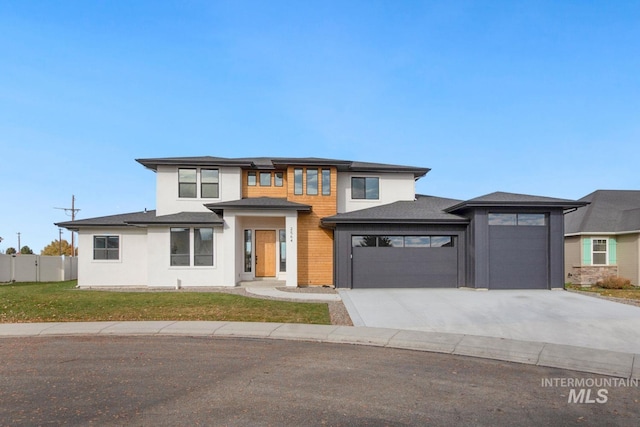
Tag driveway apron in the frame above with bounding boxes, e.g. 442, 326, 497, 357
339, 288, 640, 354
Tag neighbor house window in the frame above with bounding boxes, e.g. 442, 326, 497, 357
178, 169, 197, 198
274, 172, 283, 187
93, 236, 119, 260
244, 230, 252, 272
592, 239, 607, 265
488, 213, 546, 226
322, 169, 331, 195
351, 177, 379, 200
260, 172, 271, 186
294, 168, 303, 195
247, 171, 257, 186
201, 169, 219, 198
194, 228, 214, 266
170, 228, 190, 266
307, 169, 318, 195
279, 229, 287, 272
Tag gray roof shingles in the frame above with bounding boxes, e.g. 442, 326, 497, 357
565, 190, 640, 234
322, 195, 469, 224
445, 191, 587, 212
57, 210, 223, 230
205, 197, 311, 211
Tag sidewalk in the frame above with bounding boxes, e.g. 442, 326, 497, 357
0, 321, 638, 380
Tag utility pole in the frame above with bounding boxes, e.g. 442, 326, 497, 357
17, 232, 21, 254
55, 195, 80, 257
58, 228, 63, 256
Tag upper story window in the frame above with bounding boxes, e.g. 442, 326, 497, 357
260, 172, 271, 186
247, 172, 257, 186
93, 236, 119, 260
307, 169, 318, 195
351, 177, 379, 200
201, 169, 219, 198
274, 172, 283, 187
294, 168, 303, 195
178, 169, 197, 198
592, 239, 607, 265
179, 168, 219, 199
322, 169, 331, 195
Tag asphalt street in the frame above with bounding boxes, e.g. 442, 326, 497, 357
1, 336, 638, 426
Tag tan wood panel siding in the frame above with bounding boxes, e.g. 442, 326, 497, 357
287, 166, 337, 286
242, 170, 288, 198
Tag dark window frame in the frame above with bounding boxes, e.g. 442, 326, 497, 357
294, 168, 303, 195
307, 169, 318, 195
274, 172, 284, 187
351, 177, 379, 200
259, 172, 272, 187
201, 169, 219, 199
178, 168, 197, 198
322, 169, 331, 196
93, 235, 120, 260
247, 171, 257, 186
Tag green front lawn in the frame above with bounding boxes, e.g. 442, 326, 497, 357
566, 284, 640, 301
0, 281, 331, 324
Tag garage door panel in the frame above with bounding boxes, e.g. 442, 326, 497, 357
489, 226, 548, 289
352, 247, 457, 288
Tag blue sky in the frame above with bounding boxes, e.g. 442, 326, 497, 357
1, 0, 639, 253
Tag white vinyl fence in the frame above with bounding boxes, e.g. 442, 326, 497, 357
0, 254, 78, 283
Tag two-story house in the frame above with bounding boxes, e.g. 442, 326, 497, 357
58, 156, 585, 290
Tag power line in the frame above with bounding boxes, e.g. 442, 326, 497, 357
55, 195, 80, 257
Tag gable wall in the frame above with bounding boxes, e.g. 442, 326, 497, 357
336, 172, 416, 213
617, 233, 640, 285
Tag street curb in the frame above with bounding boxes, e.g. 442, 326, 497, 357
0, 321, 637, 379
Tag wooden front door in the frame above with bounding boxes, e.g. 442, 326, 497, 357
255, 230, 276, 277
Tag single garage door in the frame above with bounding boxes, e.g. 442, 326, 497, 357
488, 213, 549, 289
351, 235, 458, 288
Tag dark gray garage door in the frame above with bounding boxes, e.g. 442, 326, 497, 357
351, 235, 458, 288
488, 215, 549, 289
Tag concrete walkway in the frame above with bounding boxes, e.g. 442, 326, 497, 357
245, 287, 341, 301
0, 321, 638, 379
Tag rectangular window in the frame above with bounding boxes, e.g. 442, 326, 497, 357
322, 169, 331, 195
247, 171, 257, 186
274, 172, 283, 187
178, 169, 197, 198
488, 213, 517, 226
352, 235, 455, 248
517, 214, 546, 226
260, 172, 271, 186
93, 236, 119, 260
294, 168, 303, 195
201, 169, 219, 198
592, 239, 607, 265
489, 213, 546, 226
307, 169, 318, 195
351, 177, 379, 199
170, 228, 190, 266
194, 228, 214, 266
244, 230, 252, 272
279, 229, 287, 272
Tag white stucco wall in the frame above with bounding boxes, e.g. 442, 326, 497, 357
337, 172, 416, 213
155, 165, 242, 215
77, 228, 148, 287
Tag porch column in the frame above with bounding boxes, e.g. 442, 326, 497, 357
285, 212, 298, 287
222, 212, 237, 286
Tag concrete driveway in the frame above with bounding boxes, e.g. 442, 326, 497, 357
339, 288, 640, 354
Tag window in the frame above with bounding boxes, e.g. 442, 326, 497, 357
322, 169, 331, 195
244, 230, 252, 272
592, 239, 607, 265
294, 168, 303, 195
274, 172, 283, 187
201, 169, 219, 198
93, 236, 119, 260
488, 213, 546, 226
307, 169, 318, 195
170, 228, 190, 266
352, 235, 455, 248
194, 228, 214, 266
351, 177, 379, 200
279, 229, 287, 272
260, 172, 271, 186
247, 171, 257, 186
178, 169, 197, 198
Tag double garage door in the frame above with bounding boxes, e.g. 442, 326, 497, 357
351, 235, 458, 288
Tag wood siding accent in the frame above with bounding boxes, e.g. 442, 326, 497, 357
242, 170, 288, 198
255, 230, 276, 277
287, 166, 337, 286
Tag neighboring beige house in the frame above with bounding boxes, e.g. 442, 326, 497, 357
565, 190, 640, 285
